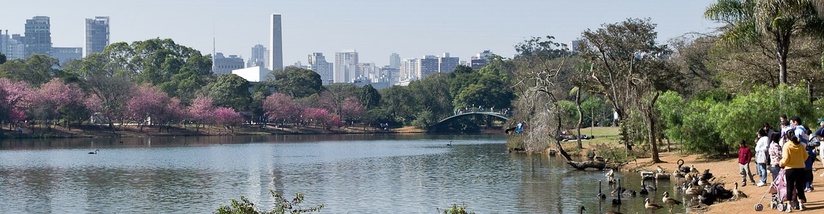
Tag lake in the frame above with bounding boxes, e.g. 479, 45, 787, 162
0, 134, 685, 213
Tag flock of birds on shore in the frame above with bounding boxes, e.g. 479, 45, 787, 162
584, 160, 743, 214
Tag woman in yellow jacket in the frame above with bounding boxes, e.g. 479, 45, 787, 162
780, 130, 808, 210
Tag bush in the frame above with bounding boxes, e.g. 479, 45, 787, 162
216, 190, 323, 214
438, 203, 475, 214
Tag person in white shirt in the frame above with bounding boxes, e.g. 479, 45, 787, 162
755, 129, 770, 186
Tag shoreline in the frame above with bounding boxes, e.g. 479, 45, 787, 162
631, 152, 824, 213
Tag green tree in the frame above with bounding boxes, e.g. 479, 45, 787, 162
102, 38, 212, 102
0, 54, 63, 86
358, 84, 381, 110
206, 74, 251, 111
580, 18, 678, 162
274, 66, 323, 99
379, 85, 414, 125
705, 0, 824, 85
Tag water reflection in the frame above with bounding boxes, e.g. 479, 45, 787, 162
0, 135, 685, 213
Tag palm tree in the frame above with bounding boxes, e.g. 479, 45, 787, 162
705, 0, 824, 85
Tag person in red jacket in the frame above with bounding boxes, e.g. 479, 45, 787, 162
738, 140, 756, 186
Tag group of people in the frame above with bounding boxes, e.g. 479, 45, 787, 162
738, 115, 822, 210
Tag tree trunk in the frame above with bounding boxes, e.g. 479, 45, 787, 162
647, 92, 662, 163
575, 89, 583, 149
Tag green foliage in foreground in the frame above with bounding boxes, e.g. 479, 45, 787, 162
438, 203, 475, 214
216, 190, 323, 214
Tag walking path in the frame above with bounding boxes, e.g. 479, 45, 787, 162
634, 152, 823, 213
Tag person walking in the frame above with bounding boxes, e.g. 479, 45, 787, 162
780, 130, 809, 210
738, 140, 756, 186
755, 129, 770, 186
814, 118, 824, 177
804, 145, 815, 192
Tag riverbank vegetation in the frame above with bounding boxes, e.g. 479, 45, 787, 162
4, 1, 824, 164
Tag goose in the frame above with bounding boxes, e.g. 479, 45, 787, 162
606, 169, 616, 185
684, 183, 700, 196
733, 182, 748, 200
690, 165, 698, 174
657, 165, 665, 174
645, 198, 663, 211
447, 141, 452, 147
578, 206, 585, 214
662, 191, 683, 213
597, 180, 607, 200
88, 149, 99, 154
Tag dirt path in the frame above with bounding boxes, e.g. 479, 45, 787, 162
631, 152, 824, 213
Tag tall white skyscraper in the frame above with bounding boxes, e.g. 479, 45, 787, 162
268, 13, 283, 71
308, 52, 333, 85
334, 50, 358, 83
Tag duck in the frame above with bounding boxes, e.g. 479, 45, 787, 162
733, 182, 748, 200
645, 198, 663, 211
597, 180, 607, 200
88, 149, 99, 154
662, 191, 683, 213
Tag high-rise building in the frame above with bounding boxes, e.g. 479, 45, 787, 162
438, 52, 459, 73
334, 50, 358, 83
51, 47, 82, 66
358, 63, 378, 80
470, 50, 494, 70
85, 16, 109, 57
308, 52, 333, 85
389, 53, 400, 69
24, 16, 51, 58
400, 58, 418, 81
570, 39, 582, 53
248, 44, 266, 67
268, 13, 283, 71
379, 65, 399, 85
213, 52, 245, 75
1, 32, 25, 60
416, 55, 438, 80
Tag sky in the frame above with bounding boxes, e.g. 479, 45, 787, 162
1, 0, 721, 66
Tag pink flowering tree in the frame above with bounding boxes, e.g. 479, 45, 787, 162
0, 78, 33, 134
28, 78, 86, 129
187, 95, 214, 131
263, 93, 301, 127
302, 107, 329, 127
340, 97, 365, 126
126, 85, 171, 131
213, 107, 243, 134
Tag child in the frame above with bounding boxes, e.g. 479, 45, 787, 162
738, 140, 756, 186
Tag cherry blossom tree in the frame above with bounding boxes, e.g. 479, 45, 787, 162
263, 93, 301, 127
213, 107, 243, 134
0, 78, 33, 134
302, 108, 329, 127
28, 78, 85, 128
126, 85, 171, 131
340, 97, 365, 126
187, 95, 214, 131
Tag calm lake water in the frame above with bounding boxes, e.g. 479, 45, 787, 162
0, 134, 686, 213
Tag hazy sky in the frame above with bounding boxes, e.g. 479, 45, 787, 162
1, 0, 720, 66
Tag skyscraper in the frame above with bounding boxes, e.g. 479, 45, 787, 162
438, 52, 459, 73
268, 13, 283, 71
470, 50, 494, 70
24, 16, 51, 58
248, 44, 266, 67
334, 50, 358, 83
417, 55, 438, 80
308, 52, 333, 85
213, 52, 245, 75
389, 53, 400, 69
85, 16, 109, 57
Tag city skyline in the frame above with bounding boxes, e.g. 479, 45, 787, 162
0, 0, 720, 66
